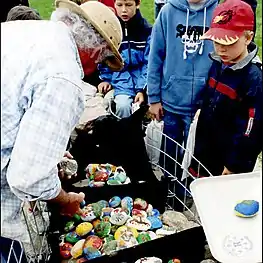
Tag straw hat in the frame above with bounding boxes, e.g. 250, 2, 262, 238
55, 0, 123, 71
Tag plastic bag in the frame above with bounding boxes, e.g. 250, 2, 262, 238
181, 117, 198, 181
145, 120, 164, 165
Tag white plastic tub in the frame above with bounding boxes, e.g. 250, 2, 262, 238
190, 171, 262, 263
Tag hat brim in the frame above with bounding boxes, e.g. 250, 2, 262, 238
56, 0, 123, 71
200, 28, 243, 45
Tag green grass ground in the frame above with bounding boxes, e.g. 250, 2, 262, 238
30, 0, 262, 57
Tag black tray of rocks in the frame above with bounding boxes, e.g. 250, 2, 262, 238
48, 178, 206, 263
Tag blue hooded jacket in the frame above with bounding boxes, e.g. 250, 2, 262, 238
147, 0, 218, 115
99, 10, 152, 98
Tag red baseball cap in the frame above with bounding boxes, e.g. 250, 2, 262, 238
200, 0, 254, 45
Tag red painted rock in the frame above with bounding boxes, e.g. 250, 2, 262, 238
59, 242, 73, 259
94, 171, 109, 182
133, 198, 148, 210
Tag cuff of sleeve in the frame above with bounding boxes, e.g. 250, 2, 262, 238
148, 95, 161, 104
11, 176, 62, 202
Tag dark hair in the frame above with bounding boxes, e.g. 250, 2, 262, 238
6, 5, 41, 21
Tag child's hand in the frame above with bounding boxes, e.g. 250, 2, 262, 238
98, 82, 112, 94
149, 102, 164, 121
134, 92, 144, 104
222, 166, 234, 175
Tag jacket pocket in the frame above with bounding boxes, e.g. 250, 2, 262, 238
162, 74, 206, 109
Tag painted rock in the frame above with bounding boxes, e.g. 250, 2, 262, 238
162, 211, 189, 231
132, 209, 147, 218
156, 226, 177, 236
73, 214, 81, 222
80, 200, 86, 208
83, 247, 101, 260
151, 209, 160, 217
92, 203, 103, 218
94, 171, 109, 182
234, 200, 259, 217
135, 257, 162, 263
85, 164, 99, 179
95, 222, 111, 238
147, 216, 163, 230
107, 179, 122, 185
70, 239, 85, 258
110, 208, 129, 226
133, 198, 148, 210
102, 240, 118, 255
136, 232, 151, 244
97, 163, 113, 176
59, 242, 73, 259
76, 222, 93, 236
109, 196, 121, 208
97, 200, 109, 208
102, 216, 111, 223
117, 236, 138, 249
65, 232, 81, 244
83, 235, 103, 250
59, 157, 78, 177
113, 167, 127, 183
92, 219, 101, 228
114, 226, 138, 240
121, 197, 133, 215
168, 259, 181, 263
104, 234, 115, 243
64, 221, 75, 232
126, 217, 151, 231
101, 207, 113, 217
147, 231, 157, 240
81, 206, 96, 222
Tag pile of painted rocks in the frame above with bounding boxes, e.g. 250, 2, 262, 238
85, 163, 131, 187
59, 196, 199, 262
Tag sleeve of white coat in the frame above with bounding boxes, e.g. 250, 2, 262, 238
6, 76, 84, 201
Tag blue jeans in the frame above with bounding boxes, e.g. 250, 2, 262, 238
154, 3, 165, 19
115, 94, 134, 118
159, 111, 192, 199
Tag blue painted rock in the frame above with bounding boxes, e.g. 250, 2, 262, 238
147, 216, 163, 230
97, 200, 109, 208
234, 200, 259, 217
109, 196, 121, 208
83, 246, 102, 260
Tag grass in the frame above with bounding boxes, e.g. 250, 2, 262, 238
30, 0, 262, 57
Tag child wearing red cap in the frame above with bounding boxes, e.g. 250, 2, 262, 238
189, 0, 262, 177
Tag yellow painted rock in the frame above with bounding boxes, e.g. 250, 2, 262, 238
76, 222, 93, 236
114, 226, 138, 240
70, 239, 85, 258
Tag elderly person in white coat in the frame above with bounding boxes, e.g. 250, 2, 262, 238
1, 0, 123, 258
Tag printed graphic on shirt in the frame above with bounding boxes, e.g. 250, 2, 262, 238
176, 24, 209, 58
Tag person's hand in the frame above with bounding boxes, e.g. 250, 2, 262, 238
50, 190, 85, 217
194, 109, 201, 120
98, 82, 112, 94
58, 151, 77, 180
222, 166, 234, 175
149, 102, 164, 121
134, 92, 144, 104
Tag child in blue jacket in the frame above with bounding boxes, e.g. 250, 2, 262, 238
98, 0, 152, 118
147, 0, 218, 179
189, 0, 262, 177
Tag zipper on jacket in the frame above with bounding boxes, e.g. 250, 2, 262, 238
125, 23, 135, 91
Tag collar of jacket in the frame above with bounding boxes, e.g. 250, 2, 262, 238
209, 42, 261, 71
118, 10, 150, 33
